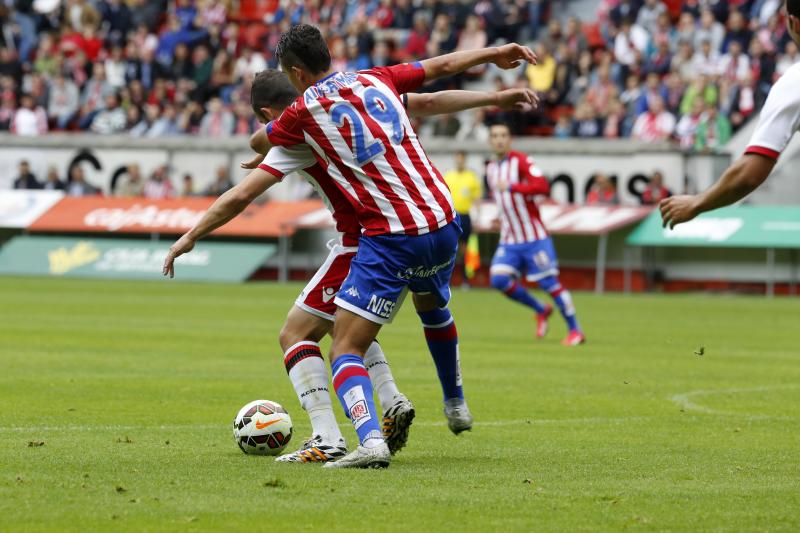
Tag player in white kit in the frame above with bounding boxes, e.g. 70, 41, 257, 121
661, 2, 800, 228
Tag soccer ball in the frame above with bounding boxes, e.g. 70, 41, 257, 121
233, 400, 293, 455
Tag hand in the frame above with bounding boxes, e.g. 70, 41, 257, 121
660, 195, 701, 229
493, 43, 538, 69
240, 153, 265, 169
496, 88, 539, 112
162, 234, 196, 278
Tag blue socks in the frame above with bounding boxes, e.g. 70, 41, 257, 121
418, 307, 464, 401
491, 273, 547, 314
331, 354, 382, 445
539, 276, 580, 332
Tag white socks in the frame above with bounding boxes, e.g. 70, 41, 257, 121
283, 341, 343, 444
364, 340, 401, 411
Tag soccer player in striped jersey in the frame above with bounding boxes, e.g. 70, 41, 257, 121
486, 122, 585, 346
661, 1, 800, 228
248, 24, 536, 468
162, 62, 537, 467
248, 70, 536, 463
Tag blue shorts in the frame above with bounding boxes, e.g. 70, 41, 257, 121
335, 221, 461, 324
490, 237, 560, 282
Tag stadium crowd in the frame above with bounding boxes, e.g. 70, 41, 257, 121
0, 0, 796, 149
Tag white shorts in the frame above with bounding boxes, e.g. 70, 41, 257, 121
295, 243, 358, 321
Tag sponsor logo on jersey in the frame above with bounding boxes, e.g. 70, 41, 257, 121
397, 258, 453, 280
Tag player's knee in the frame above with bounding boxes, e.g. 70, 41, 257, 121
490, 272, 513, 292
537, 275, 560, 294
278, 321, 301, 353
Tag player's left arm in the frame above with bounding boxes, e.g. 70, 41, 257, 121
163, 167, 281, 277
419, 44, 538, 82
405, 88, 538, 118
660, 154, 775, 229
510, 157, 550, 195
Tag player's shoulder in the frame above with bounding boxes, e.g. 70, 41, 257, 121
509, 150, 535, 163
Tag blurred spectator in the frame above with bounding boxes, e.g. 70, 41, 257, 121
0, 94, 15, 131
636, 0, 667, 36
554, 115, 572, 139
776, 41, 800, 77
572, 101, 602, 138
587, 174, 619, 205
66, 165, 100, 196
455, 15, 488, 78
234, 47, 266, 80
78, 63, 114, 129
614, 19, 649, 71
90, 92, 126, 134
404, 12, 430, 61
42, 167, 66, 191
610, 0, 641, 28
180, 173, 196, 197
115, 164, 144, 197
526, 43, 556, 94
719, 41, 750, 83
204, 166, 233, 196
432, 114, 461, 137
199, 97, 233, 137
640, 170, 672, 205
694, 9, 725, 52
48, 74, 80, 130
632, 96, 675, 142
675, 97, 705, 151
694, 103, 732, 153
143, 165, 174, 199
13, 94, 48, 136
13, 160, 42, 189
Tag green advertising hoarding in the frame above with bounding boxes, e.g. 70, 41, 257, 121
0, 236, 276, 282
627, 207, 800, 249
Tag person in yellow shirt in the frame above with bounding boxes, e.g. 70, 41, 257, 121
525, 43, 556, 93
444, 151, 482, 287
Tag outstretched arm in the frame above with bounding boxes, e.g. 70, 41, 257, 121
406, 88, 538, 117
659, 154, 775, 229
419, 44, 537, 82
162, 167, 281, 277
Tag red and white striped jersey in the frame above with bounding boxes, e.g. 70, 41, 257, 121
266, 63, 455, 237
259, 145, 361, 247
486, 151, 551, 244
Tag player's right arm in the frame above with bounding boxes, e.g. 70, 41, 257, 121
405, 88, 538, 117
162, 167, 281, 277
419, 44, 538, 82
660, 64, 800, 228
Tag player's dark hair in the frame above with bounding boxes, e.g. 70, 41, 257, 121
275, 24, 331, 74
251, 69, 299, 116
788, 0, 800, 17
489, 121, 511, 133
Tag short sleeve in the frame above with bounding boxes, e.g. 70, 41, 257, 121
266, 103, 305, 147
258, 145, 317, 180
363, 62, 426, 95
746, 66, 800, 160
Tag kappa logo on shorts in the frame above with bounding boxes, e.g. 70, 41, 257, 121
344, 286, 360, 299
322, 287, 337, 303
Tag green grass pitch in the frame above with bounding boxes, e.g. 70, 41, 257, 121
1, 277, 799, 531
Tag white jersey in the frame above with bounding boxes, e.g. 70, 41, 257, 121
745, 62, 800, 160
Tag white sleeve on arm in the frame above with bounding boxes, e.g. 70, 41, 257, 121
745, 63, 800, 160
258, 145, 317, 179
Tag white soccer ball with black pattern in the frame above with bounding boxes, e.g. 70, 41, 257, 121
233, 400, 293, 455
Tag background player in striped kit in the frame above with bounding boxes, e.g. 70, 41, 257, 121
486, 122, 586, 346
